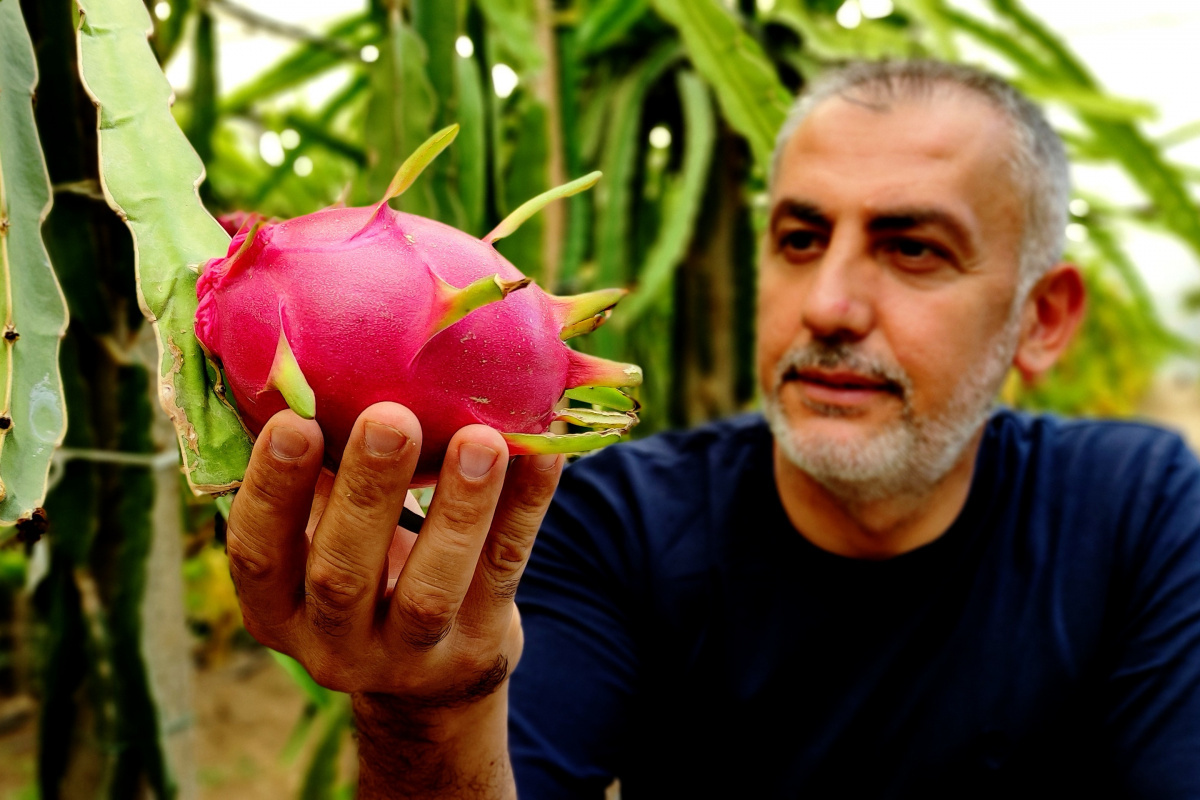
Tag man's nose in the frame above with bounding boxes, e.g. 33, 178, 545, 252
801, 236, 874, 342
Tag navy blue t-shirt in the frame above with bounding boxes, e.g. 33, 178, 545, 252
510, 410, 1200, 798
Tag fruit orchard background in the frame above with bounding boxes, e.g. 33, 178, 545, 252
3, 0, 1200, 798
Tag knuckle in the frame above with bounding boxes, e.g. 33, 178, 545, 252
395, 583, 456, 651
226, 538, 278, 584
309, 546, 376, 595
305, 593, 357, 638
305, 561, 372, 636
432, 495, 486, 533
485, 534, 529, 571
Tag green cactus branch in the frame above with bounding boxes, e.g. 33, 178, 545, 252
0, 0, 70, 524
76, 0, 253, 494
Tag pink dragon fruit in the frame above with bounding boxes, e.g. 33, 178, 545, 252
195, 125, 640, 485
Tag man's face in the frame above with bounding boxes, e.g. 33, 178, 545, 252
758, 90, 1028, 501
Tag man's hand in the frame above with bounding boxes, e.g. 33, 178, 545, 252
225, 402, 563, 798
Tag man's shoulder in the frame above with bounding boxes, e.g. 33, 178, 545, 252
979, 407, 1200, 555
562, 411, 773, 486
985, 406, 1196, 470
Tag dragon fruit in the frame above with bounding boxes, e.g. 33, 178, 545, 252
195, 125, 641, 485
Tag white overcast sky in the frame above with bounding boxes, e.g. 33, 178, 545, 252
165, 0, 1200, 363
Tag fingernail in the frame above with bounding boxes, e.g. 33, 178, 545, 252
271, 426, 310, 460
459, 442, 498, 478
365, 421, 406, 456
532, 453, 560, 471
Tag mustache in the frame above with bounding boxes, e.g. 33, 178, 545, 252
774, 342, 912, 396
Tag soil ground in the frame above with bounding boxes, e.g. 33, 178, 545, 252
0, 645, 342, 799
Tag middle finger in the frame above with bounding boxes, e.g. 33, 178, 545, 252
306, 402, 421, 641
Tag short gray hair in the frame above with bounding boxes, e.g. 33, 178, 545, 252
770, 59, 1069, 297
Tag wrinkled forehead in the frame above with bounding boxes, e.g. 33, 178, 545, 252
776, 89, 1026, 206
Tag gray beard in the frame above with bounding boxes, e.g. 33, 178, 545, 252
762, 312, 1022, 505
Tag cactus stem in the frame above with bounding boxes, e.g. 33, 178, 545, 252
0, 144, 14, 497
378, 124, 460, 207
484, 171, 602, 244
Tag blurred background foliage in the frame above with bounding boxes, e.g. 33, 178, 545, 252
3, 0, 1200, 797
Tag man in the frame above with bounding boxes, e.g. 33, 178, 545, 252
225, 60, 1200, 798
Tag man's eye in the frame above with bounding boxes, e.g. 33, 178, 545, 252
780, 230, 820, 254
895, 240, 930, 258
886, 238, 949, 268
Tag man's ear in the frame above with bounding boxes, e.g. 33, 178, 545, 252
1012, 263, 1086, 383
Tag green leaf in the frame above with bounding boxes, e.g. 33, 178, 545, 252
220, 13, 380, 116
475, 0, 544, 71
148, 0, 193, 65
0, 0, 69, 524
595, 43, 680, 291
767, 0, 916, 62
618, 70, 716, 326
413, 0, 466, 229
187, 9, 219, 168
247, 73, 371, 207
271, 651, 337, 709
555, 26, 591, 287
1011, 77, 1157, 122
650, 0, 792, 172
455, 52, 488, 236
353, 11, 439, 217
577, 0, 652, 55
298, 696, 353, 800
494, 99, 550, 281
76, 0, 253, 493
1158, 119, 1200, 151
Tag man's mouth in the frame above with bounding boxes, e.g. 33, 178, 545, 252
786, 367, 903, 396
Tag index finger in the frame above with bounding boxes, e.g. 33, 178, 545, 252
226, 411, 325, 645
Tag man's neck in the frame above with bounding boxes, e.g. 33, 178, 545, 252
772, 429, 984, 560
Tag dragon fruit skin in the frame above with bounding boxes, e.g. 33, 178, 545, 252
195, 129, 640, 485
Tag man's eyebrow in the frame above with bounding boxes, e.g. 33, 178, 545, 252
867, 208, 975, 253
771, 201, 832, 231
